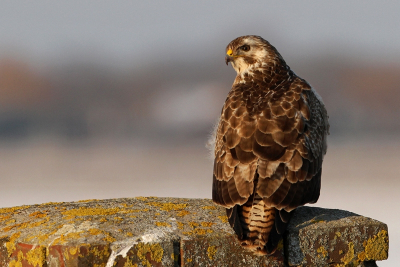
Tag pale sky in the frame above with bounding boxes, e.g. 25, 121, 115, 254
0, 1, 399, 67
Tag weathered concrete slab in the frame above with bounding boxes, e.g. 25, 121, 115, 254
286, 207, 388, 266
0, 197, 388, 266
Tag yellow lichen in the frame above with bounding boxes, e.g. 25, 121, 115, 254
136, 243, 164, 267
177, 222, 184, 229
90, 246, 110, 264
187, 258, 193, 262
317, 246, 328, 258
70, 247, 78, 255
123, 260, 138, 267
114, 216, 124, 222
363, 230, 388, 261
0, 214, 11, 221
218, 216, 228, 223
147, 202, 187, 211
335, 231, 341, 239
6, 232, 21, 256
88, 228, 103, 235
29, 211, 48, 218
201, 222, 214, 227
202, 206, 216, 210
39, 202, 64, 206
77, 199, 98, 203
26, 246, 46, 267
358, 251, 366, 261
135, 196, 148, 201
155, 212, 161, 216
188, 222, 199, 228
126, 232, 133, 237
207, 246, 217, 260
3, 218, 49, 232
99, 217, 108, 222
177, 210, 190, 217
103, 234, 116, 243
155, 222, 171, 227
9, 250, 24, 267
61, 207, 126, 219
0, 206, 27, 214
171, 253, 179, 262
5, 219, 16, 225
341, 242, 355, 265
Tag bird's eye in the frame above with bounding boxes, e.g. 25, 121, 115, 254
240, 45, 250, 51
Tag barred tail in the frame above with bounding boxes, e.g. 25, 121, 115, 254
227, 194, 292, 255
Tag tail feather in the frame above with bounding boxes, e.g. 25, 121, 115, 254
226, 194, 292, 255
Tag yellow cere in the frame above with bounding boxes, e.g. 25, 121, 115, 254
226, 49, 233, 56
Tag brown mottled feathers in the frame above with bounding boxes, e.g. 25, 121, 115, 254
212, 35, 329, 255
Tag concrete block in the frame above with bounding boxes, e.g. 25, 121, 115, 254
0, 197, 388, 266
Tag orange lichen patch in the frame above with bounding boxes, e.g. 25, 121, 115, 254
188, 222, 199, 229
123, 261, 138, 267
201, 222, 214, 227
77, 199, 98, 203
154, 213, 161, 216
146, 202, 187, 212
103, 234, 116, 243
317, 246, 328, 258
88, 228, 103, 235
129, 209, 149, 213
24, 227, 60, 244
120, 203, 133, 208
99, 218, 108, 222
89, 246, 111, 267
6, 219, 16, 225
207, 246, 217, 260
39, 202, 64, 207
126, 232, 133, 237
341, 242, 355, 265
136, 242, 163, 267
0, 214, 12, 221
3, 218, 49, 232
155, 222, 171, 227
177, 210, 190, 217
177, 222, 184, 230
26, 246, 46, 267
29, 211, 48, 219
363, 230, 388, 261
335, 231, 342, 239
9, 250, 24, 267
183, 228, 213, 236
6, 232, 21, 256
218, 216, 228, 223
53, 232, 83, 245
202, 206, 216, 210
135, 197, 148, 201
0, 206, 28, 214
171, 253, 179, 262
114, 217, 124, 222
61, 207, 127, 219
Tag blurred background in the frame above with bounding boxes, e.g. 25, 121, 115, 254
0, 1, 398, 265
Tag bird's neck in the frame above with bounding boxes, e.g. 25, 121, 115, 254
234, 60, 294, 90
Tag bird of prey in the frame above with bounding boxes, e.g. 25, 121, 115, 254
212, 35, 329, 255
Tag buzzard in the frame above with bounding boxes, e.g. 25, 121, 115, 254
212, 35, 329, 255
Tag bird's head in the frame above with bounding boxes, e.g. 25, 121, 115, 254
225, 35, 281, 75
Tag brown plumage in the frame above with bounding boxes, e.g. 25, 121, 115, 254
212, 35, 329, 255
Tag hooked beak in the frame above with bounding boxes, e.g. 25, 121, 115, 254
225, 48, 234, 65
225, 55, 234, 65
